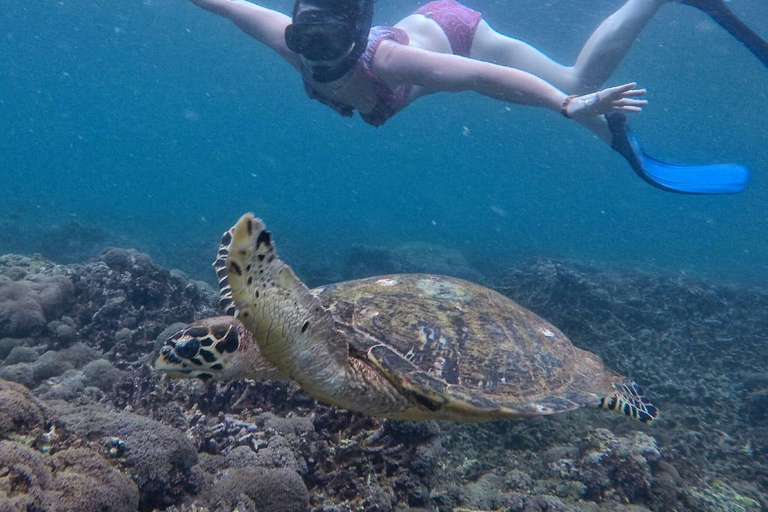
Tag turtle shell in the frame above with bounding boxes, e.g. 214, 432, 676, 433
314, 274, 628, 420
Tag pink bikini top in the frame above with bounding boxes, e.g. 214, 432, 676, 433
302, 26, 413, 127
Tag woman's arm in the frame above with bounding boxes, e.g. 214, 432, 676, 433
188, 0, 300, 68
373, 41, 645, 119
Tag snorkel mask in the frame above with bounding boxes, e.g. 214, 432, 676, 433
285, 0, 374, 83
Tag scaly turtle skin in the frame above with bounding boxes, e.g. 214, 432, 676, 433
155, 214, 657, 423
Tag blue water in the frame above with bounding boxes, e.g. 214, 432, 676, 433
2, 0, 767, 284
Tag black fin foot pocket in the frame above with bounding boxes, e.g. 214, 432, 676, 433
680, 0, 768, 68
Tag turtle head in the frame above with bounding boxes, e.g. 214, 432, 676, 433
154, 316, 284, 382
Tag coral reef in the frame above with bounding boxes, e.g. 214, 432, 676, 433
0, 379, 139, 512
1, 250, 766, 512
0, 379, 45, 438
50, 404, 200, 510
69, 248, 218, 364
0, 441, 141, 512
495, 259, 768, 490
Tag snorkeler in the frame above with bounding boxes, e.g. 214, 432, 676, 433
185, 0, 767, 193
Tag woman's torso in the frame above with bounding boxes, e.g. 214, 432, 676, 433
303, 12, 466, 122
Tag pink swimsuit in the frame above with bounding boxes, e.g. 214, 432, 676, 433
414, 0, 482, 58
303, 0, 483, 127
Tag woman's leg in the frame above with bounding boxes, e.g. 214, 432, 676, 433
470, 0, 666, 94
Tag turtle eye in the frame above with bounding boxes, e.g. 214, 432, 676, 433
175, 338, 201, 359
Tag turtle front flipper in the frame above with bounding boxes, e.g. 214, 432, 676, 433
154, 316, 285, 381
225, 214, 349, 390
599, 382, 658, 423
213, 227, 238, 317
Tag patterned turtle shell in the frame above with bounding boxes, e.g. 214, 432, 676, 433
313, 274, 648, 420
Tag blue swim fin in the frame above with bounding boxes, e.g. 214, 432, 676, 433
680, 0, 768, 69
606, 113, 750, 194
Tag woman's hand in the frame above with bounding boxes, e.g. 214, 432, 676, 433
565, 82, 647, 119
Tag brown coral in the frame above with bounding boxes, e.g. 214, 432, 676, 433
0, 441, 139, 512
0, 379, 45, 439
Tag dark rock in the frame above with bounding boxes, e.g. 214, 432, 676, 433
360, 484, 397, 512
100, 248, 134, 272
460, 473, 516, 510
0, 280, 45, 337
0, 377, 139, 512
0, 343, 101, 391
0, 363, 35, 389
577, 429, 661, 503
3, 248, 768, 511
69, 250, 218, 366
523, 494, 573, 512
0, 441, 139, 512
263, 411, 315, 438
31, 350, 75, 383
35, 370, 90, 402
48, 320, 79, 346
224, 445, 260, 469
504, 469, 535, 491
0, 440, 53, 509
3, 345, 38, 365
252, 436, 305, 474
82, 358, 125, 392
0, 337, 31, 360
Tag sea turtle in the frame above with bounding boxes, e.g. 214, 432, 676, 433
155, 214, 657, 423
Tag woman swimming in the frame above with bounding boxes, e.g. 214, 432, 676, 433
185, 0, 767, 193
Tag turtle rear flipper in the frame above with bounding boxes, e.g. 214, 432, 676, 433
600, 382, 658, 423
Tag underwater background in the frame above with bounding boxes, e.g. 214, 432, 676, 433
2, 0, 767, 284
